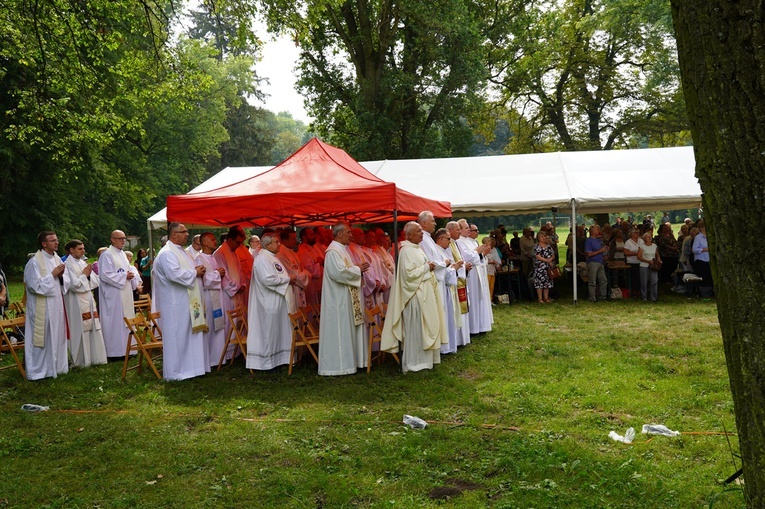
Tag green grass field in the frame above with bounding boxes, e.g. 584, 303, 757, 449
0, 280, 744, 508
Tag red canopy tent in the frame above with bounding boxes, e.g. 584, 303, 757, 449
166, 138, 451, 228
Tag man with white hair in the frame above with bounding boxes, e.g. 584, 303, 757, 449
64, 239, 107, 368
457, 219, 491, 335
381, 222, 445, 372
318, 223, 366, 376
417, 211, 449, 345
248, 235, 261, 259
446, 221, 471, 347
99, 229, 139, 359
186, 234, 202, 260
246, 232, 295, 370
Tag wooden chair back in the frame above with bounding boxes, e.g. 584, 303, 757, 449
0, 317, 26, 378
121, 314, 162, 380
288, 311, 319, 375
134, 294, 152, 319
364, 305, 398, 373
5, 302, 25, 319
216, 307, 250, 372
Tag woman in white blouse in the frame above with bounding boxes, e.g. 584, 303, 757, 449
637, 232, 662, 302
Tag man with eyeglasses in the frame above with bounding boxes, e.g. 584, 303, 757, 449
99, 230, 139, 360
24, 231, 71, 380
457, 219, 492, 335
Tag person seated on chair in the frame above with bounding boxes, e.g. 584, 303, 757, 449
246, 232, 294, 371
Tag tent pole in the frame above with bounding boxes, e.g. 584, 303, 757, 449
571, 199, 577, 305
147, 222, 154, 261
392, 210, 399, 265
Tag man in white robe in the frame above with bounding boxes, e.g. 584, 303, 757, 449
297, 228, 324, 306
213, 226, 250, 345
457, 219, 491, 335
446, 221, 471, 347
186, 234, 202, 261
434, 229, 463, 354
248, 235, 261, 259
417, 211, 449, 348
246, 233, 294, 370
98, 230, 138, 359
470, 223, 494, 328
372, 227, 395, 303
197, 232, 227, 369
24, 231, 71, 380
318, 223, 367, 376
153, 222, 208, 381
381, 222, 446, 373
363, 230, 390, 306
275, 228, 311, 313
348, 227, 380, 311
64, 239, 107, 368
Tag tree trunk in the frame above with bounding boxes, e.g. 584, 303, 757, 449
671, 2, 765, 506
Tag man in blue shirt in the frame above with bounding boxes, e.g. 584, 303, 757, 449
585, 225, 609, 302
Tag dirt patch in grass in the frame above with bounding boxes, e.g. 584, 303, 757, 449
429, 478, 483, 499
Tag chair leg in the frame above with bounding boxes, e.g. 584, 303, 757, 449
367, 333, 374, 373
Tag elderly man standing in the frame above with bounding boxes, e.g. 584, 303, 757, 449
186, 234, 202, 260
276, 228, 311, 313
247, 232, 295, 371
64, 239, 107, 368
197, 232, 227, 369
297, 228, 324, 306
24, 231, 71, 380
417, 211, 449, 343
446, 221, 471, 347
469, 223, 494, 329
318, 223, 366, 376
381, 222, 445, 373
153, 222, 208, 381
347, 227, 380, 311
458, 219, 491, 335
434, 228, 464, 354
99, 230, 138, 359
214, 225, 250, 319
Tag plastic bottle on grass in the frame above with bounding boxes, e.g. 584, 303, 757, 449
21, 404, 50, 412
403, 415, 427, 429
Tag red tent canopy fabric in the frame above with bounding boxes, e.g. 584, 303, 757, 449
166, 138, 451, 228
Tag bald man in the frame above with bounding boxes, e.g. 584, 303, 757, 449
98, 230, 138, 359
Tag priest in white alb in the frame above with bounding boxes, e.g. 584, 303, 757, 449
318, 223, 367, 376
153, 222, 209, 381
64, 239, 107, 368
24, 231, 71, 380
381, 222, 445, 373
446, 221, 471, 347
197, 232, 227, 369
434, 228, 463, 355
417, 211, 449, 348
246, 232, 294, 370
457, 219, 492, 335
98, 229, 138, 359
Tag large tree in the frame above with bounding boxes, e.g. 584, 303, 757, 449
489, 0, 689, 152
671, 2, 765, 506
258, 0, 493, 160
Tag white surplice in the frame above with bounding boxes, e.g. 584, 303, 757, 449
24, 251, 70, 380
98, 245, 137, 357
275, 247, 311, 313
153, 243, 207, 381
64, 256, 107, 368
419, 232, 450, 348
457, 236, 492, 334
197, 252, 226, 369
438, 244, 461, 354
318, 241, 364, 375
246, 249, 292, 370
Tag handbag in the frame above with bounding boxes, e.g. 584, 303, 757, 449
650, 259, 662, 272
547, 266, 562, 280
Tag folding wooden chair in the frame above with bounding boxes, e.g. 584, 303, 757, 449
216, 307, 251, 372
288, 311, 319, 375
365, 305, 399, 373
122, 314, 162, 380
4, 302, 25, 320
0, 317, 26, 378
134, 294, 152, 319
310, 302, 321, 322
299, 306, 320, 333
147, 311, 163, 341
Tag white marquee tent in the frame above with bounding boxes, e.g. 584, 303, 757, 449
149, 145, 700, 229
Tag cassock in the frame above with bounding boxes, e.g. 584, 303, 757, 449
457, 236, 492, 334
197, 252, 226, 369
318, 241, 365, 375
246, 249, 292, 370
381, 241, 445, 373
98, 245, 137, 357
213, 244, 248, 353
153, 243, 207, 381
373, 244, 395, 303
298, 243, 324, 306
275, 247, 311, 313
449, 239, 471, 347
64, 256, 107, 368
438, 244, 462, 354
419, 232, 449, 348
347, 243, 379, 311
24, 251, 71, 380
363, 245, 389, 306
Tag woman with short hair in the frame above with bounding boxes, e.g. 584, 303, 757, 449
637, 232, 662, 302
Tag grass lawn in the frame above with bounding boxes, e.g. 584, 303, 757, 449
0, 280, 744, 508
